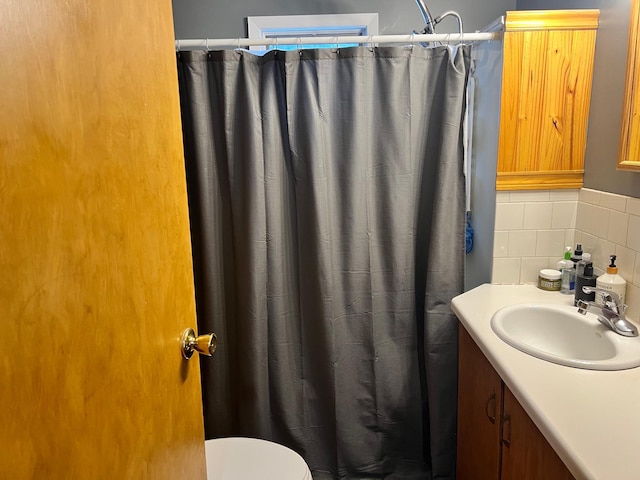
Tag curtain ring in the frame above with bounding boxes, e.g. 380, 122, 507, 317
334, 36, 339, 54
368, 35, 374, 53
297, 36, 302, 53
410, 32, 415, 51
205, 38, 210, 51
176, 39, 181, 52
237, 37, 241, 50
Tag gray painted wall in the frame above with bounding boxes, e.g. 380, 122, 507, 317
465, 41, 503, 291
172, 0, 515, 39
517, 0, 640, 198
172, 0, 640, 198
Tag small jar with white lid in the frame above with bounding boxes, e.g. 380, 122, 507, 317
538, 269, 561, 291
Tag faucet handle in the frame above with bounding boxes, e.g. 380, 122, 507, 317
582, 286, 620, 305
576, 299, 590, 314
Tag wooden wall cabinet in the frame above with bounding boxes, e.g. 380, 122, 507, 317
496, 10, 599, 190
618, 0, 640, 171
457, 326, 575, 480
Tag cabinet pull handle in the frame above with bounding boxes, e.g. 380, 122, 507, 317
501, 412, 511, 448
484, 391, 496, 424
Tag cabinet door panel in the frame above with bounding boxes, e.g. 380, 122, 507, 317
501, 387, 575, 480
496, 10, 598, 190
457, 326, 503, 480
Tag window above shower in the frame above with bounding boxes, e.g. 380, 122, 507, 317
247, 13, 379, 52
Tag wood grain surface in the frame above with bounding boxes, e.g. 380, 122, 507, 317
0, 0, 206, 478
618, 0, 640, 171
497, 10, 598, 190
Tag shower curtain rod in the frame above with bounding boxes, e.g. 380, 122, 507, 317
175, 32, 502, 51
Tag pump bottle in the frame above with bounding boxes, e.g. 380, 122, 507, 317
574, 253, 596, 306
595, 255, 626, 305
556, 246, 574, 295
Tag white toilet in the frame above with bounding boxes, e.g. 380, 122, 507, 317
205, 437, 313, 479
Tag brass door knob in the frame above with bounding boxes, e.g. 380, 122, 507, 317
181, 328, 217, 360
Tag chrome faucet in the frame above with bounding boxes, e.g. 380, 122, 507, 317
576, 287, 638, 337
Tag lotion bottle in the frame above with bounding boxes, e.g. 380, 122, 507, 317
595, 255, 626, 305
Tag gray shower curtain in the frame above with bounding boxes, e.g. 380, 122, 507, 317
177, 45, 469, 479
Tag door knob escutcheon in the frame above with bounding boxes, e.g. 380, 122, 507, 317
181, 328, 217, 360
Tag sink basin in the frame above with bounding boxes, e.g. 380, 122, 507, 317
490, 304, 640, 370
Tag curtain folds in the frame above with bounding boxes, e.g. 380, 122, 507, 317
177, 45, 469, 479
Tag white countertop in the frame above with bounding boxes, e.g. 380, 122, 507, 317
452, 284, 640, 480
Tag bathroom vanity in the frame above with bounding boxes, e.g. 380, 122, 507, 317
457, 324, 573, 479
452, 284, 640, 480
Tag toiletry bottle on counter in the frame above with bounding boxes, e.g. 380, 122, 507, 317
574, 253, 597, 306
570, 243, 583, 291
576, 252, 591, 276
556, 246, 574, 295
596, 255, 626, 305
571, 243, 583, 264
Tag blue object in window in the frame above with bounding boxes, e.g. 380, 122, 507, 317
262, 25, 366, 51
266, 42, 359, 51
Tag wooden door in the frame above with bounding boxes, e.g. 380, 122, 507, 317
456, 326, 503, 480
501, 387, 574, 480
0, 0, 207, 478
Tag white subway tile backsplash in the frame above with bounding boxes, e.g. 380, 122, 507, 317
523, 203, 553, 229
492, 258, 521, 284
508, 230, 537, 257
628, 197, 640, 216
536, 230, 566, 257
550, 190, 580, 201
593, 238, 616, 271
564, 230, 576, 250
599, 192, 628, 212
494, 231, 509, 258
579, 188, 601, 205
591, 206, 611, 238
596, 238, 616, 272
579, 232, 599, 258
495, 203, 525, 230
495, 192, 511, 203
552, 202, 577, 229
520, 257, 550, 284
628, 215, 640, 252
607, 210, 629, 246
574, 230, 584, 245
490, 188, 640, 307
625, 282, 640, 323
575, 202, 593, 232
510, 191, 550, 203
615, 244, 636, 283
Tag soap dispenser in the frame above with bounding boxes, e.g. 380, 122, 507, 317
595, 255, 626, 305
556, 246, 574, 295
574, 253, 596, 306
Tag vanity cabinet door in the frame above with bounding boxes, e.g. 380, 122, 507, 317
457, 323, 576, 480
501, 387, 575, 480
457, 326, 503, 480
